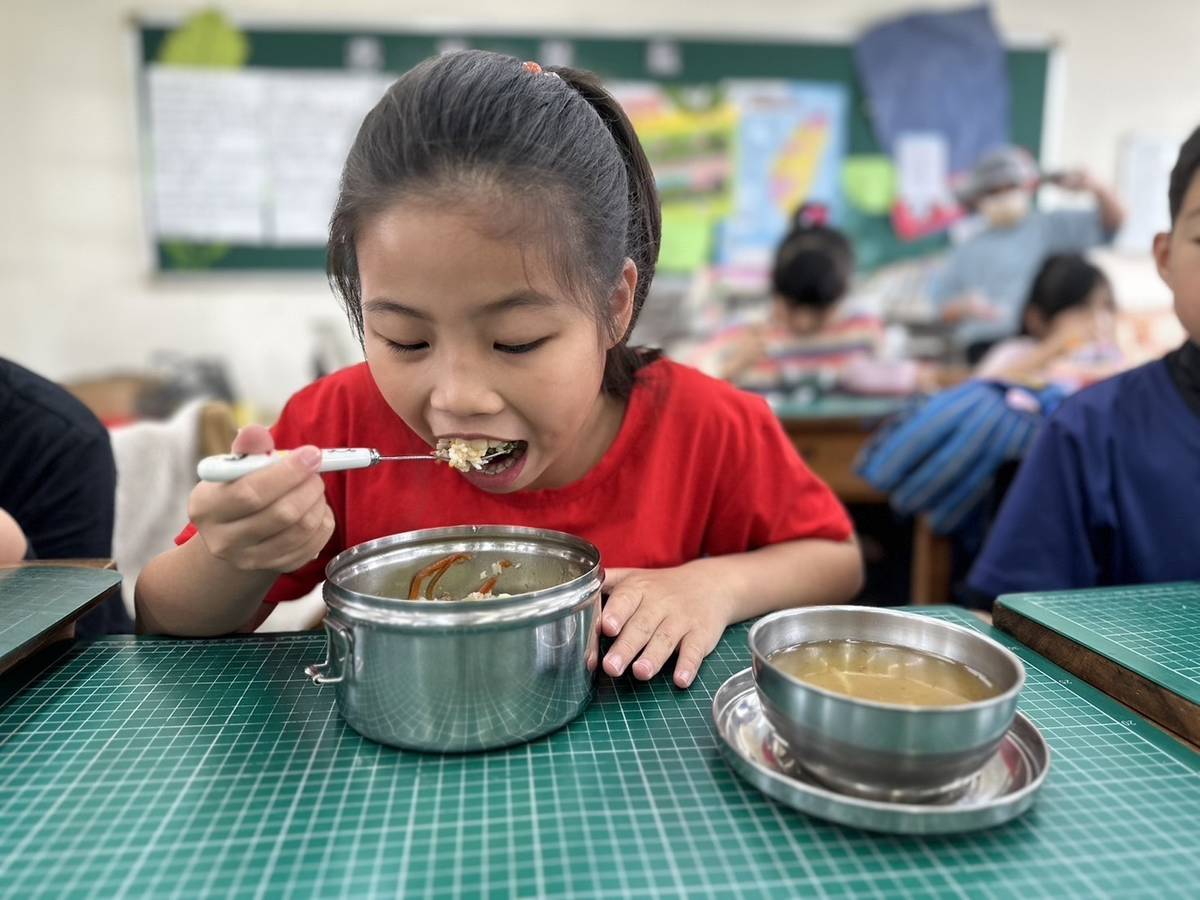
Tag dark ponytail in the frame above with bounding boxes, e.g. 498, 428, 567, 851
1019, 254, 1111, 336
770, 203, 854, 311
549, 65, 663, 397
328, 50, 662, 399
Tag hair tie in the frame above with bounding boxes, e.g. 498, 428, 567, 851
797, 203, 830, 227
522, 60, 561, 80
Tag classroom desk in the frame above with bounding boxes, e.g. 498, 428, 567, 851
0, 560, 119, 674
2, 607, 1198, 896
995, 582, 1200, 752
774, 396, 954, 605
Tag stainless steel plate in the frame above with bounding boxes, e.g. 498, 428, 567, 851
712, 668, 1050, 835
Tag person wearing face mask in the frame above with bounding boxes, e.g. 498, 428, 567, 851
930, 147, 1125, 364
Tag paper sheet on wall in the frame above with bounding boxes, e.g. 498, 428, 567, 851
1115, 133, 1177, 253
147, 68, 267, 242
263, 73, 394, 244
146, 66, 392, 245
895, 132, 951, 218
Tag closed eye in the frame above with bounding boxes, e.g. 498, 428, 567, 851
495, 337, 550, 355
383, 339, 429, 354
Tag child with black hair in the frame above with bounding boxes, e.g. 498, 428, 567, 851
969, 125, 1200, 599
691, 206, 887, 389
136, 53, 862, 687
770, 205, 856, 336
975, 253, 1125, 388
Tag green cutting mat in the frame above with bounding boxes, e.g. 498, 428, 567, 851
998, 582, 1200, 704
0, 567, 123, 667
1, 608, 1198, 898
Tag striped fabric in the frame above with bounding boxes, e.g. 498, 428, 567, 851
856, 380, 1066, 535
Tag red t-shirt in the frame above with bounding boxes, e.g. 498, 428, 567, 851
178, 359, 851, 602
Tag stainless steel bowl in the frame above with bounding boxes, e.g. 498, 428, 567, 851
305, 525, 602, 752
749, 607, 1024, 802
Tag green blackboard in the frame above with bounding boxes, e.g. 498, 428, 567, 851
137, 22, 1048, 273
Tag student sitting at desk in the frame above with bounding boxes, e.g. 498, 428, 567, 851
690, 206, 920, 395
975, 253, 1128, 390
932, 147, 1125, 363
136, 52, 862, 688
968, 126, 1200, 598
0, 358, 132, 636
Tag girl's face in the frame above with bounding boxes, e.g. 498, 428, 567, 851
771, 297, 828, 336
356, 201, 635, 494
1039, 281, 1117, 344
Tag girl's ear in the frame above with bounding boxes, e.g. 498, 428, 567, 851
1153, 231, 1173, 285
606, 258, 638, 348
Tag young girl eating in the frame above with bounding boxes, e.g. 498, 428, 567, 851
136, 52, 862, 687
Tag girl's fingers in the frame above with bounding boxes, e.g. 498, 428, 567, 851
603, 604, 665, 677
630, 619, 682, 681
600, 579, 644, 637
192, 446, 322, 523
673, 629, 719, 689
237, 495, 331, 571
208, 474, 327, 552
602, 567, 635, 591
230, 425, 275, 455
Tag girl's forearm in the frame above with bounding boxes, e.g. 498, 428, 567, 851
135, 537, 277, 636
687, 538, 864, 625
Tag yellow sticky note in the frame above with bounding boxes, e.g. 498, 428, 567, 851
658, 205, 714, 273
841, 156, 896, 215
158, 9, 250, 68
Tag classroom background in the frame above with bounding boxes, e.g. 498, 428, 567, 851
2, 0, 1198, 612
6, 2, 1200, 893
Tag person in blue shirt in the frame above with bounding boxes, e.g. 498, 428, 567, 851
931, 146, 1126, 361
968, 125, 1200, 600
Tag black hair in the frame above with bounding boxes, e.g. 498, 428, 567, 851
328, 51, 662, 399
1019, 254, 1112, 336
1169, 124, 1200, 225
770, 205, 854, 311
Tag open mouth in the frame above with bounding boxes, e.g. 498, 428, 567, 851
436, 438, 529, 475
478, 441, 527, 475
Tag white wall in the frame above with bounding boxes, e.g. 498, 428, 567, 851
3, 0, 1198, 412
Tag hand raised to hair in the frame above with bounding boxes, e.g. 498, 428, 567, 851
1049, 169, 1095, 193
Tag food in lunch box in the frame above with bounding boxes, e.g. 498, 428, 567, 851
768, 639, 997, 707
408, 554, 517, 600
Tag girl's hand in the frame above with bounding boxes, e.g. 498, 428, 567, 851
942, 292, 1000, 325
188, 426, 335, 574
1047, 168, 1094, 193
600, 565, 735, 689
721, 328, 769, 380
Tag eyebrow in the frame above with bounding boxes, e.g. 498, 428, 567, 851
363, 291, 558, 320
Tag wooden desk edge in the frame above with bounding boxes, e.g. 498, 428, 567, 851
0, 560, 122, 675
1, 559, 117, 571
994, 603, 1200, 753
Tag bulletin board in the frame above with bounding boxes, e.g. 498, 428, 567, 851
136, 18, 1050, 274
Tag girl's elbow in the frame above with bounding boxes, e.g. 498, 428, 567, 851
133, 560, 165, 635
836, 539, 865, 601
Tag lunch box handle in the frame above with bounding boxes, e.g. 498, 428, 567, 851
304, 618, 354, 685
